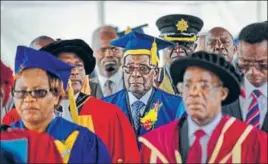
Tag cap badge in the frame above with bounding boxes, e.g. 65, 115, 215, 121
176, 18, 189, 33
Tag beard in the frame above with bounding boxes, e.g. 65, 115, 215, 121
104, 63, 117, 72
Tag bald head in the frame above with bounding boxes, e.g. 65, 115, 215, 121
205, 27, 236, 62
91, 25, 118, 50
30, 35, 55, 50
91, 25, 123, 78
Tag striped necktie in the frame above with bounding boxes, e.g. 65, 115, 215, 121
131, 101, 145, 131
245, 89, 262, 128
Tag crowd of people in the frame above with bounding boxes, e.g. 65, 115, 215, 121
0, 13, 267, 163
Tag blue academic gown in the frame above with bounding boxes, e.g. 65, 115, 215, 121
103, 87, 185, 137
10, 117, 111, 163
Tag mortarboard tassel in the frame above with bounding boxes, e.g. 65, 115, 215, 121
124, 27, 132, 35
80, 76, 91, 95
67, 80, 79, 123
150, 38, 159, 65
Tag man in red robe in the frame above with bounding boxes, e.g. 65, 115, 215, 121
139, 51, 267, 163
3, 39, 140, 163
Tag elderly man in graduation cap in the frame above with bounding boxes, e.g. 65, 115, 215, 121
4, 40, 140, 163
155, 14, 204, 96
103, 31, 185, 138
139, 51, 267, 163
7, 46, 111, 163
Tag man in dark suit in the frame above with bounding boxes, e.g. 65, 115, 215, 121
223, 21, 268, 133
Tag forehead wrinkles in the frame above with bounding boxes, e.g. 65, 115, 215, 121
125, 55, 150, 64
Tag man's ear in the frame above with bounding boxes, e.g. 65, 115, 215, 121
233, 45, 238, 54
220, 87, 229, 102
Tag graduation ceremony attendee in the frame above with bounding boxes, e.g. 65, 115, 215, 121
40, 39, 140, 163
1, 59, 63, 163
103, 31, 185, 138
0, 60, 14, 119
91, 25, 124, 97
155, 14, 204, 96
223, 21, 268, 132
205, 27, 237, 62
9, 46, 111, 163
139, 51, 267, 163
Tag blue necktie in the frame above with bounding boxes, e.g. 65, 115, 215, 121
131, 101, 145, 131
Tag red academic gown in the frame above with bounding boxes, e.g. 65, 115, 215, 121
139, 115, 267, 163
1, 128, 63, 163
2, 95, 140, 163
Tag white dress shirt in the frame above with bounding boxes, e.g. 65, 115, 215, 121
239, 78, 267, 127
128, 88, 153, 117
60, 93, 79, 122
97, 69, 124, 97
188, 113, 222, 163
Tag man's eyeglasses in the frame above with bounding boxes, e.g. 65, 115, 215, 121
72, 63, 84, 71
182, 81, 223, 92
168, 43, 193, 57
123, 64, 155, 75
237, 62, 268, 72
12, 89, 52, 99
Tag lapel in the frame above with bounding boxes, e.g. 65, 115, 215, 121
261, 111, 268, 132
75, 93, 90, 113
222, 99, 243, 121
179, 116, 189, 163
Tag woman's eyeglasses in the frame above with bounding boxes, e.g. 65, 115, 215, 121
12, 89, 52, 99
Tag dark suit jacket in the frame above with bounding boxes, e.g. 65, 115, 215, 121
89, 81, 103, 99
222, 99, 268, 133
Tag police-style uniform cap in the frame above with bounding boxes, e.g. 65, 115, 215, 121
110, 31, 174, 65
170, 51, 242, 105
40, 39, 96, 75
15, 46, 73, 90
156, 14, 204, 42
117, 24, 148, 37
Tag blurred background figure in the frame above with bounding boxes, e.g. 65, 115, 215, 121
155, 14, 204, 95
29, 35, 55, 50
91, 25, 124, 96
0, 60, 14, 120
204, 27, 237, 62
223, 21, 268, 133
195, 32, 207, 51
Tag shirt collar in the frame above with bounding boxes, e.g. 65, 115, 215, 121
97, 68, 123, 89
188, 112, 222, 138
244, 77, 267, 98
128, 88, 153, 106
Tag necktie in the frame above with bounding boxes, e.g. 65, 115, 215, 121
245, 89, 262, 128
131, 101, 145, 131
186, 129, 206, 163
104, 80, 113, 96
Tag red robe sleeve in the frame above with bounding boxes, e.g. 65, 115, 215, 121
2, 108, 21, 125
1, 129, 63, 163
80, 98, 140, 163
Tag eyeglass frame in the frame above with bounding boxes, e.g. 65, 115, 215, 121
12, 88, 53, 99
122, 64, 157, 75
